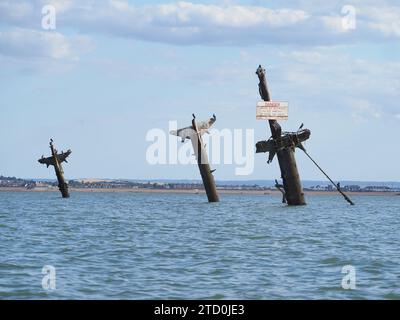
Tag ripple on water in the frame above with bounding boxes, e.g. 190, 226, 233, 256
0, 192, 399, 299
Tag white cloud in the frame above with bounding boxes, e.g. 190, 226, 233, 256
40, 0, 74, 13
280, 50, 323, 64
350, 99, 382, 123
362, 6, 400, 37
1, 1, 400, 46
320, 16, 348, 33
0, 1, 33, 25
148, 2, 310, 28
67, 1, 311, 45
259, 47, 399, 125
0, 28, 92, 62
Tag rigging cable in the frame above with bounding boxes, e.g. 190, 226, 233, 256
300, 146, 355, 205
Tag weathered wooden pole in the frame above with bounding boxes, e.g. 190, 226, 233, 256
191, 116, 219, 202
170, 114, 219, 202
256, 65, 306, 205
38, 139, 71, 198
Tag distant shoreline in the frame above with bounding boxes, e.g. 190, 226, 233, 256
0, 187, 399, 197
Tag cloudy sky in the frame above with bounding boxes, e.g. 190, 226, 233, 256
0, 0, 399, 182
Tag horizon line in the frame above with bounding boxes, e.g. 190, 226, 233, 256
2, 176, 400, 184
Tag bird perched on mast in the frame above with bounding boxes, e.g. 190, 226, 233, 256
170, 114, 217, 142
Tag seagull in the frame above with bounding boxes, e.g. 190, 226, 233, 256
170, 114, 217, 142
196, 114, 216, 135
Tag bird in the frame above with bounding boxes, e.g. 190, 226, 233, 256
170, 114, 216, 142
170, 127, 196, 142
196, 114, 216, 135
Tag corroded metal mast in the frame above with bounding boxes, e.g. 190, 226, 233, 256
170, 114, 219, 202
256, 65, 307, 205
38, 139, 71, 198
191, 115, 219, 202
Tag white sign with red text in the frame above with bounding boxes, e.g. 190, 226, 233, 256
256, 101, 288, 120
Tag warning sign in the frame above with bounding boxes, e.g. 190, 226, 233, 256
256, 101, 288, 120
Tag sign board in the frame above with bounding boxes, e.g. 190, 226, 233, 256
256, 101, 288, 120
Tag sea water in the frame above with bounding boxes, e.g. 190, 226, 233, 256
0, 192, 399, 299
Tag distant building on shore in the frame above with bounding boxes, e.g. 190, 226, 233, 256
1, 175, 399, 193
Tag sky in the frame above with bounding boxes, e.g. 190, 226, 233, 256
0, 0, 399, 182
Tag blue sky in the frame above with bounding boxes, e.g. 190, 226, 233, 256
0, 0, 399, 181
